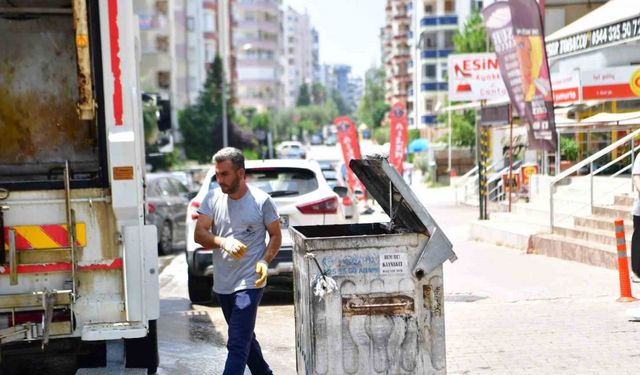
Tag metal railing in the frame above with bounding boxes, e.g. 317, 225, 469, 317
549, 128, 640, 232
454, 159, 500, 205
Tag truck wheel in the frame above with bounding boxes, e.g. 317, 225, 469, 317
188, 270, 213, 304
124, 320, 159, 374
158, 221, 173, 255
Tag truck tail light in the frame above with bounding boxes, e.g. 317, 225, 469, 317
297, 197, 338, 214
147, 202, 155, 214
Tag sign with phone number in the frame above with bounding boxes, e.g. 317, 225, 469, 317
546, 15, 640, 59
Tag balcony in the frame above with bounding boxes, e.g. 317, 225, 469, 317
420, 82, 447, 92
422, 115, 437, 125
420, 48, 453, 59
420, 15, 458, 27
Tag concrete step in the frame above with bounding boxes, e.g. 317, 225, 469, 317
573, 215, 634, 233
592, 205, 633, 220
530, 233, 618, 269
614, 194, 635, 206
553, 224, 631, 247
469, 218, 548, 251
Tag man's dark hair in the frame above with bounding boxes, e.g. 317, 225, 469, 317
213, 147, 245, 170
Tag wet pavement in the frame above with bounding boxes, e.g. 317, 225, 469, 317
156, 253, 297, 375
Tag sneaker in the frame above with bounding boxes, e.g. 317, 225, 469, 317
632, 274, 640, 283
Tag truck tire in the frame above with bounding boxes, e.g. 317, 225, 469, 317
124, 320, 159, 374
188, 269, 213, 304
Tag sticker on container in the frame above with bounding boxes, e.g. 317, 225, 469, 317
380, 253, 408, 275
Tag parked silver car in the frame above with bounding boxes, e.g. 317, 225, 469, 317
145, 173, 193, 254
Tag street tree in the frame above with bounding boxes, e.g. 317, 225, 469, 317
179, 54, 255, 163
296, 83, 311, 106
452, 9, 488, 53
356, 66, 389, 130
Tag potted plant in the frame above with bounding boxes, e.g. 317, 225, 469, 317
559, 136, 578, 172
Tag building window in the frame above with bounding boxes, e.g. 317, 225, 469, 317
424, 99, 434, 112
423, 64, 436, 80
155, 0, 168, 14
444, 31, 456, 49
203, 11, 215, 32
422, 32, 436, 49
445, 0, 455, 12
205, 42, 216, 62
440, 62, 448, 80
424, 4, 433, 14
157, 71, 170, 89
156, 35, 169, 52
186, 16, 195, 31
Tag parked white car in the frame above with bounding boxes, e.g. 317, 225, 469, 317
276, 141, 307, 159
185, 159, 347, 302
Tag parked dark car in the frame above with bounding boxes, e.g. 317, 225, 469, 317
146, 173, 193, 254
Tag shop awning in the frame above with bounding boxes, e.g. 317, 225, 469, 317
579, 111, 640, 125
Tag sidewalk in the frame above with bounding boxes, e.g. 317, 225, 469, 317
416, 185, 640, 375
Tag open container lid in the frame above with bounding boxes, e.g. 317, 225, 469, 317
350, 156, 457, 277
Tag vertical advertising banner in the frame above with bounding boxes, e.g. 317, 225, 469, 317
482, 0, 557, 152
334, 116, 366, 195
388, 102, 408, 174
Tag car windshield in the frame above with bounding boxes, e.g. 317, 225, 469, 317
245, 167, 318, 197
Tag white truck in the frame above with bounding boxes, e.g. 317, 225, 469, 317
0, 0, 159, 372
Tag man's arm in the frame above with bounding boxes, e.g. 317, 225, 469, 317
634, 174, 640, 193
262, 220, 282, 264
194, 214, 223, 249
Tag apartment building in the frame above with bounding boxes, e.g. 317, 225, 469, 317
233, 0, 284, 112
382, 0, 411, 107
283, 6, 314, 108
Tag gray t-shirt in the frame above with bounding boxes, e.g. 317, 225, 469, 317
197, 185, 279, 294
633, 155, 640, 216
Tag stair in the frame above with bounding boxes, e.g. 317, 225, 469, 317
469, 178, 636, 270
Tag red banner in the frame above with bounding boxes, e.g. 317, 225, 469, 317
388, 102, 408, 174
334, 116, 365, 196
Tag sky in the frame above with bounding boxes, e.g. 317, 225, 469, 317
284, 0, 388, 78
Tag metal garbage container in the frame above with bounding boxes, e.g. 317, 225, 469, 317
290, 156, 457, 375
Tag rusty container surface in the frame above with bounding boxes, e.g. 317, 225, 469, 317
290, 157, 457, 375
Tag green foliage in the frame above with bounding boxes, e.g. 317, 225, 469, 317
179, 54, 255, 163
311, 83, 327, 105
373, 127, 389, 145
242, 148, 260, 160
452, 10, 488, 53
331, 89, 350, 116
437, 110, 476, 147
408, 129, 420, 143
142, 101, 159, 144
296, 83, 311, 106
356, 67, 389, 130
272, 102, 338, 141
560, 136, 578, 161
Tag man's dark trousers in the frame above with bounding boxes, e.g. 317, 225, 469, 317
218, 288, 273, 375
633, 215, 640, 277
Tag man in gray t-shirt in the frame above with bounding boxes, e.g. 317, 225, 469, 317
195, 147, 281, 375
631, 155, 640, 281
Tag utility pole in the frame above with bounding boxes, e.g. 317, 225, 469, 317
218, 0, 230, 148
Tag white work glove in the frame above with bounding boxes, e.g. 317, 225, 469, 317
220, 237, 247, 260
255, 260, 268, 287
